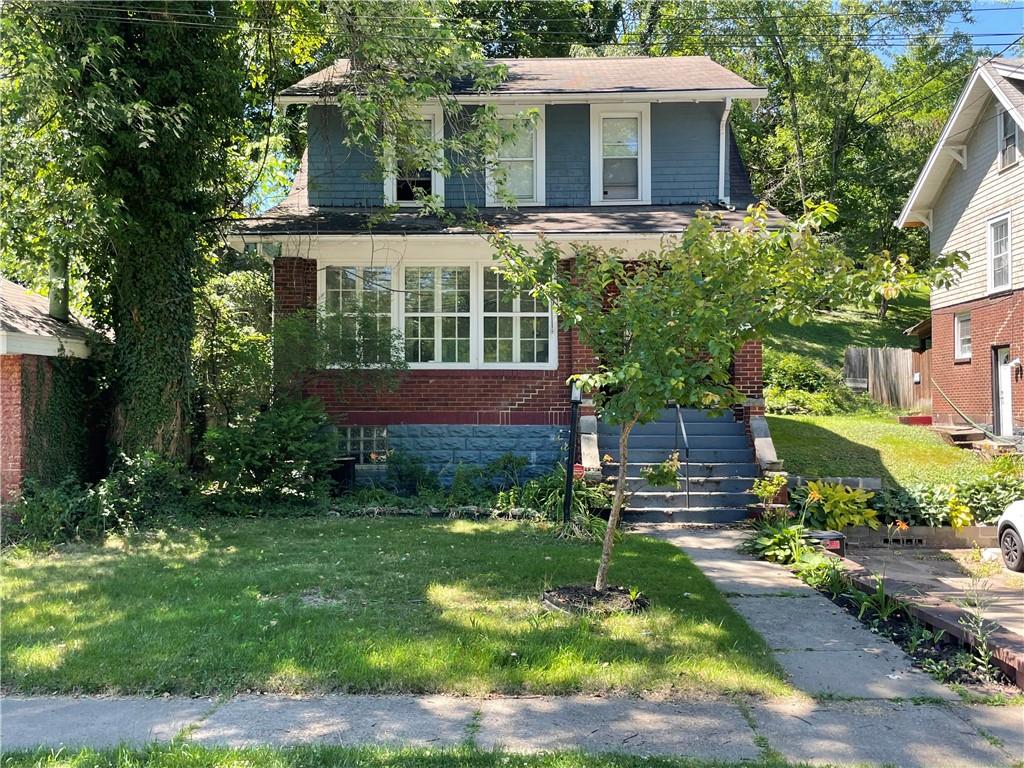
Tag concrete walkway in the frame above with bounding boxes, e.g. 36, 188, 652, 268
3, 693, 1022, 767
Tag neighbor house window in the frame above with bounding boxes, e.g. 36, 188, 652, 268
988, 214, 1012, 292
486, 109, 545, 206
998, 109, 1019, 170
590, 104, 651, 205
482, 268, 551, 364
385, 107, 444, 205
954, 312, 972, 360
341, 426, 388, 464
404, 266, 471, 363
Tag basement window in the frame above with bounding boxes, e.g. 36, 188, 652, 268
341, 426, 388, 464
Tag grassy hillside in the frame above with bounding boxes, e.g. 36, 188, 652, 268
764, 291, 929, 373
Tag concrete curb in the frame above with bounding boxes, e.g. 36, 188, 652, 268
837, 553, 1024, 690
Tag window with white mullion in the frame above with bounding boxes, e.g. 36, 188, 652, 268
404, 266, 471, 364
999, 109, 1019, 169
989, 215, 1011, 292
494, 117, 537, 203
601, 115, 641, 201
324, 266, 393, 361
482, 268, 550, 364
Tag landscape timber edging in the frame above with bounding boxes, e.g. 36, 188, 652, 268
834, 552, 1024, 691
843, 525, 997, 548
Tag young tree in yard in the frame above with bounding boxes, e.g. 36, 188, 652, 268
491, 204, 964, 591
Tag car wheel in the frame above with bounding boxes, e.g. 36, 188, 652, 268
1001, 527, 1024, 572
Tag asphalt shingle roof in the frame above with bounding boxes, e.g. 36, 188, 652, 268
280, 56, 762, 100
0, 278, 91, 343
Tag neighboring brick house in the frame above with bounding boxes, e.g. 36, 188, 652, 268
898, 58, 1023, 437
0, 278, 91, 501
235, 57, 775, 486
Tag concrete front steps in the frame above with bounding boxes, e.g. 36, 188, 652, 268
598, 408, 757, 523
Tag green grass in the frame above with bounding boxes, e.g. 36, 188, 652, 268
767, 413, 984, 486
0, 517, 787, 697
765, 292, 928, 372
0, 746, 806, 768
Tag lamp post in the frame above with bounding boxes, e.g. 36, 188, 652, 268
562, 384, 583, 524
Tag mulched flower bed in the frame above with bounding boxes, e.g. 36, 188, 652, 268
819, 588, 1019, 696
542, 585, 650, 615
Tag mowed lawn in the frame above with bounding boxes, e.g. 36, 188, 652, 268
768, 414, 984, 486
0, 746, 802, 768
1, 517, 787, 697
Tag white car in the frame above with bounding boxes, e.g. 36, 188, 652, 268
997, 500, 1024, 572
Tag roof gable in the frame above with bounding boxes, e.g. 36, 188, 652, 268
897, 58, 1024, 229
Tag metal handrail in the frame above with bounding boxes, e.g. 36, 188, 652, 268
674, 403, 691, 510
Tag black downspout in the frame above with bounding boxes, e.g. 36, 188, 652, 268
562, 395, 581, 524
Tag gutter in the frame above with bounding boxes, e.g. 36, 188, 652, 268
718, 97, 733, 206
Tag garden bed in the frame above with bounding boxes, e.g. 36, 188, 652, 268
542, 585, 649, 615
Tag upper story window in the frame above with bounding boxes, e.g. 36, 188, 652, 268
988, 213, 1012, 293
954, 312, 971, 360
385, 106, 444, 206
998, 108, 1019, 170
590, 104, 651, 205
486, 108, 545, 206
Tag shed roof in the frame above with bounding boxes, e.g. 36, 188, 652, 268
0, 278, 91, 358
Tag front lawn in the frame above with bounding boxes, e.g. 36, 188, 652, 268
1, 746, 801, 768
767, 413, 984, 486
1, 517, 786, 697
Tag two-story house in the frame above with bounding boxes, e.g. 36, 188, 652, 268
898, 58, 1023, 438
236, 56, 775, 511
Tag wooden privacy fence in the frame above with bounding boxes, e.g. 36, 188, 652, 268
844, 347, 921, 409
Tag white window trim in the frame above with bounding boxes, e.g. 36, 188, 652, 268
316, 256, 558, 371
997, 107, 1020, 171
485, 106, 546, 207
953, 312, 972, 361
589, 103, 652, 206
987, 211, 1013, 294
383, 104, 445, 207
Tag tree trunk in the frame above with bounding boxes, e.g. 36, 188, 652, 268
595, 418, 636, 591
48, 248, 69, 322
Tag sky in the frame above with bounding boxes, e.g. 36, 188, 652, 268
946, 2, 1024, 57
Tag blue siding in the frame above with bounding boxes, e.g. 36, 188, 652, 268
307, 106, 384, 207
445, 106, 486, 208
545, 105, 590, 207
651, 102, 722, 204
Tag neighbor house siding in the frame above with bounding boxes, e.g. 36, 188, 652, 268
307, 106, 384, 207
930, 96, 1024, 310
651, 102, 722, 204
545, 104, 590, 207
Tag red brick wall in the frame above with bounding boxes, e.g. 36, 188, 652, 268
732, 340, 764, 427
275, 257, 763, 427
1, 354, 55, 502
930, 290, 1022, 430
1, 354, 26, 502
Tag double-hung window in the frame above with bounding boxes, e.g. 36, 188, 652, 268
385, 106, 444, 206
404, 266, 471, 364
591, 104, 651, 205
324, 266, 393, 362
988, 214, 1012, 293
954, 313, 972, 360
998, 108, 1019, 170
486, 109, 545, 206
482, 268, 550, 364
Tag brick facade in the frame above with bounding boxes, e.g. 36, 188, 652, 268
274, 256, 763, 429
930, 290, 1023, 431
1, 354, 54, 502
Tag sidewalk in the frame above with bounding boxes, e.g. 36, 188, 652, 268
2, 693, 1022, 767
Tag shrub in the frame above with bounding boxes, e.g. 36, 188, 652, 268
494, 465, 613, 541
201, 399, 335, 510
956, 474, 1024, 525
871, 476, 1024, 527
792, 480, 879, 531
4, 477, 100, 544
741, 518, 809, 564
384, 451, 440, 496
765, 384, 883, 416
95, 451, 193, 528
763, 350, 836, 392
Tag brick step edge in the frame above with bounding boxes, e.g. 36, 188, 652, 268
834, 553, 1024, 691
